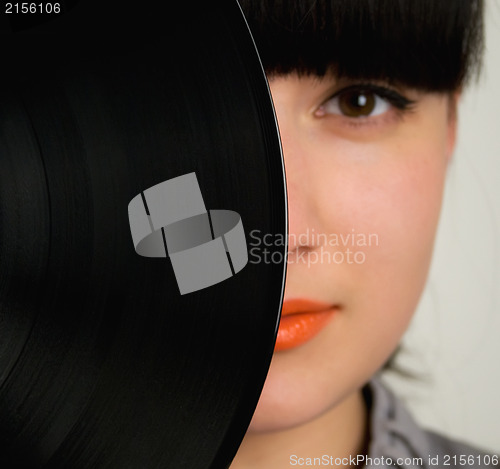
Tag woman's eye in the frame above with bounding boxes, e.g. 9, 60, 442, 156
321, 89, 389, 117
317, 85, 414, 119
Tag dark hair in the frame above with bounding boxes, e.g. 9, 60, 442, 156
238, 0, 484, 91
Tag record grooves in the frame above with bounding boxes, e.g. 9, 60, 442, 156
0, 2, 286, 468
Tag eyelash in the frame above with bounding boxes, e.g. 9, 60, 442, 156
316, 83, 416, 123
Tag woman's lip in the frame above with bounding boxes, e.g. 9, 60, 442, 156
275, 298, 338, 352
281, 298, 335, 316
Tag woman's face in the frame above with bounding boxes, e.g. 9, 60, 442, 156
249, 74, 457, 432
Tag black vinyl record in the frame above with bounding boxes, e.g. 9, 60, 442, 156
0, 2, 287, 468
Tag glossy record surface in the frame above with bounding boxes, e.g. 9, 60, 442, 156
0, 2, 286, 467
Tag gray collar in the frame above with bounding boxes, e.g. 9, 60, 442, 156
365, 376, 431, 468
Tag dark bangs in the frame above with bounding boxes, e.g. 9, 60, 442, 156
238, 0, 484, 91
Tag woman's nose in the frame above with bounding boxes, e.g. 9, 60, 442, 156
268, 77, 330, 258
277, 120, 325, 257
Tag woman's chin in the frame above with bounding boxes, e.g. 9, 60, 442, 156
246, 375, 338, 434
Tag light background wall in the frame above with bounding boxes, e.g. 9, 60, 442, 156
382, 0, 500, 453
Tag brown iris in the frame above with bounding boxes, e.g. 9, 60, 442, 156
338, 89, 376, 117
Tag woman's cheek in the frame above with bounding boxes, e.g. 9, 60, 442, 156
312, 123, 449, 318
358, 139, 449, 322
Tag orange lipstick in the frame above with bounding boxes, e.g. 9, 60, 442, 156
275, 299, 337, 352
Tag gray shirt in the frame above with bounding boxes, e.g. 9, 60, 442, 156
365, 377, 499, 469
